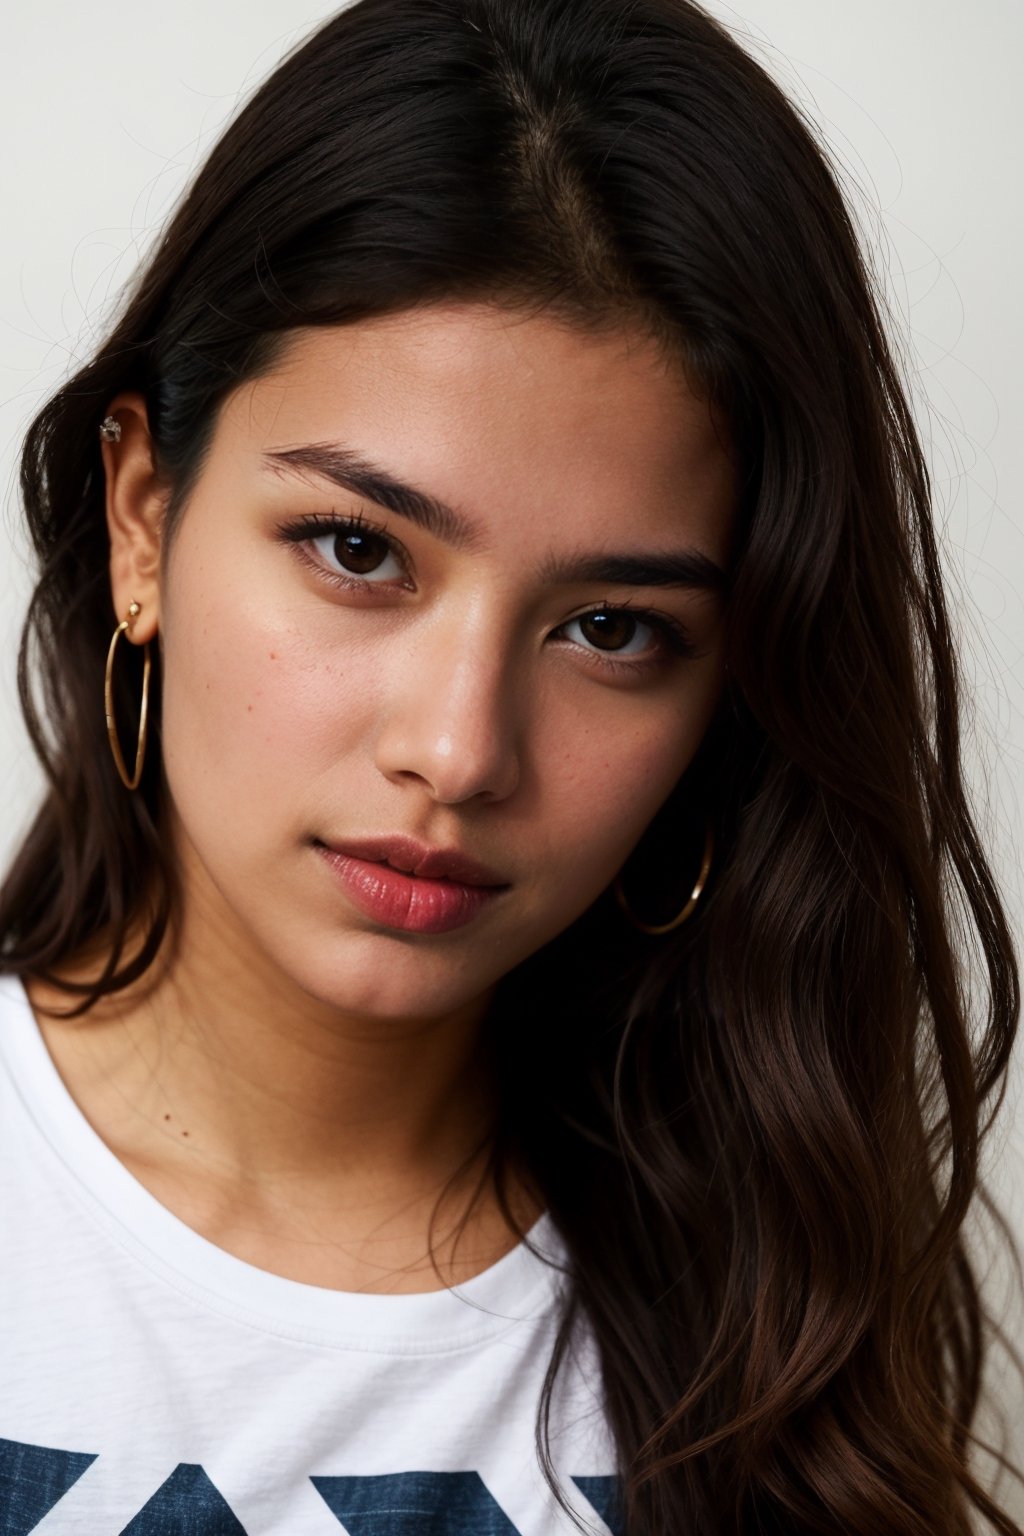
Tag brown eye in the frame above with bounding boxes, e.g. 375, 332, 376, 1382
279, 514, 408, 588
303, 520, 406, 583
576, 610, 640, 651
333, 528, 391, 575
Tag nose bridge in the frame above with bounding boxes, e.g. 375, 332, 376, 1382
376, 599, 522, 804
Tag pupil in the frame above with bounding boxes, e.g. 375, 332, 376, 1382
580, 611, 635, 651
335, 531, 385, 574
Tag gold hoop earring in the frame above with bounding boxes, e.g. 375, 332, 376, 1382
104, 600, 151, 791
614, 820, 714, 935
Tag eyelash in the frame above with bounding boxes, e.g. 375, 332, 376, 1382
274, 512, 699, 669
278, 511, 414, 587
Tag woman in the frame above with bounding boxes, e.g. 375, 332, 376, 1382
0, 0, 1019, 1531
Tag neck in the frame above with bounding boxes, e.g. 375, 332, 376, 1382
23, 901, 538, 1291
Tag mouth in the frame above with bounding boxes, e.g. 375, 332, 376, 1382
312, 835, 510, 935
312, 834, 507, 887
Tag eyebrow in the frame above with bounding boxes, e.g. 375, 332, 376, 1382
263, 443, 729, 593
537, 547, 727, 593
265, 444, 478, 550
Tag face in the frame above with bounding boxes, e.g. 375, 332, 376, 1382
110, 302, 735, 1022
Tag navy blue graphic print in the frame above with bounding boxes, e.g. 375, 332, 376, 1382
119, 1463, 247, 1534
0, 1435, 96, 1535
0, 1437, 623, 1533
571, 1476, 624, 1536
312, 1470, 520, 1532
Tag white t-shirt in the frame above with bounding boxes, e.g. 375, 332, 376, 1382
0, 973, 621, 1535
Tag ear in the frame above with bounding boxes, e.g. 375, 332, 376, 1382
100, 392, 167, 645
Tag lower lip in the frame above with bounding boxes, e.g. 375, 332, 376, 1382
314, 844, 505, 935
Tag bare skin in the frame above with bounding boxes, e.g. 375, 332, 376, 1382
24, 301, 736, 1293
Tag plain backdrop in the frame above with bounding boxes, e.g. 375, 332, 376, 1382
1, 0, 1022, 1517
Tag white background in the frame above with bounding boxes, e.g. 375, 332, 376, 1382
1, 0, 1021, 1517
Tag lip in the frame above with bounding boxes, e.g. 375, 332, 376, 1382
314, 834, 507, 888
312, 835, 510, 935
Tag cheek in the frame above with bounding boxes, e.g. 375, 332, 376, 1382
543, 704, 705, 889
158, 555, 375, 842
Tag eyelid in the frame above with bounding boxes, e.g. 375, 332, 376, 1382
275, 510, 414, 586
561, 599, 699, 662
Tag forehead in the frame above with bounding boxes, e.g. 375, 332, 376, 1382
220, 301, 736, 562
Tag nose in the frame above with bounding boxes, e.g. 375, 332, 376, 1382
373, 611, 522, 805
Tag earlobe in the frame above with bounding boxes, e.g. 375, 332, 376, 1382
100, 391, 166, 644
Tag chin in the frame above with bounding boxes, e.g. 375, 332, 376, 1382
291, 936, 493, 1025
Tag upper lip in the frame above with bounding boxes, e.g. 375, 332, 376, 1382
315, 834, 509, 888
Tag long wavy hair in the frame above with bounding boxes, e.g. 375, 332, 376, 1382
2, 0, 1021, 1530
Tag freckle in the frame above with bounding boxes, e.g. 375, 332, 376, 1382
182, 1130, 190, 1138
163, 1113, 171, 1121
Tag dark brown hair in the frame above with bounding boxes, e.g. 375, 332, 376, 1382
2, 0, 1021, 1530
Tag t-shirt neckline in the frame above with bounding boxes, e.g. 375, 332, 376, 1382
0, 971, 563, 1350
